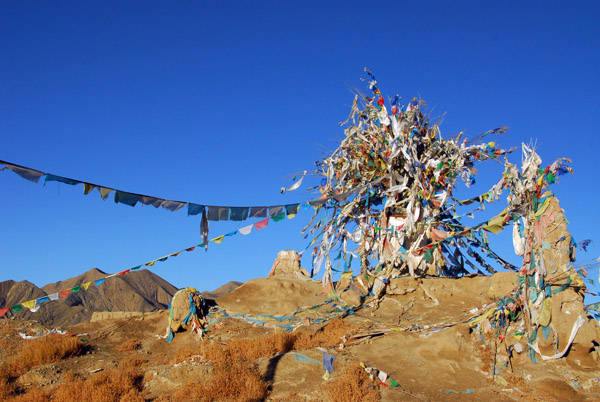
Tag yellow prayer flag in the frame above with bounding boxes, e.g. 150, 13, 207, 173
145, 260, 156, 267
82, 282, 92, 290
469, 308, 495, 327
212, 235, 224, 244
21, 300, 35, 309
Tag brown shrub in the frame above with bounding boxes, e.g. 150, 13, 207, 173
11, 335, 87, 374
270, 393, 310, 402
169, 346, 203, 364
117, 338, 141, 352
322, 362, 380, 402
0, 334, 88, 400
226, 331, 296, 361
165, 360, 267, 402
50, 365, 145, 402
294, 318, 357, 350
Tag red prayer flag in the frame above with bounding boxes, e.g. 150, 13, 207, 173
59, 290, 71, 298
377, 97, 384, 106
185, 246, 196, 252
118, 269, 131, 276
0, 307, 8, 317
254, 218, 269, 230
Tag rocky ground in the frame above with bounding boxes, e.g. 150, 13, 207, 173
1, 273, 599, 401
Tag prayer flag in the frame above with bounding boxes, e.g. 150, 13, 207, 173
208, 206, 229, 221
161, 200, 186, 212
83, 183, 96, 195
99, 187, 114, 200
49, 293, 59, 300
131, 265, 142, 270
94, 279, 105, 286
71, 286, 81, 293
212, 235, 224, 244
255, 218, 269, 230
250, 206, 268, 218
271, 213, 285, 222
82, 282, 92, 290
185, 246, 196, 252
187, 203, 204, 216
0, 307, 9, 317
285, 204, 300, 219
230, 207, 250, 221
269, 206, 284, 217
59, 290, 71, 298
118, 269, 131, 276
239, 224, 253, 235
322, 352, 335, 372
11, 304, 23, 313
44, 174, 80, 186
3, 163, 45, 183
21, 300, 35, 310
114, 190, 140, 207
139, 196, 164, 208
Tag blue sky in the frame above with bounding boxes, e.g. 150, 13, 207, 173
1, 1, 599, 301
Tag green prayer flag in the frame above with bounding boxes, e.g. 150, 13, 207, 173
11, 304, 23, 312
424, 248, 433, 263
71, 286, 81, 293
271, 213, 285, 222
390, 378, 399, 388
131, 265, 142, 270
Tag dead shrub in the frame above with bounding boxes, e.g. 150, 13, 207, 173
165, 360, 267, 402
0, 334, 88, 400
226, 331, 295, 361
50, 364, 145, 402
270, 393, 310, 402
118, 356, 147, 370
117, 338, 141, 352
294, 318, 357, 350
11, 335, 88, 373
169, 346, 203, 365
322, 362, 380, 402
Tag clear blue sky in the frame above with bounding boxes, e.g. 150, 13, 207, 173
1, 2, 599, 300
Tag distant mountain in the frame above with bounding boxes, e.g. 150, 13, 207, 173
0, 268, 178, 326
202, 281, 243, 299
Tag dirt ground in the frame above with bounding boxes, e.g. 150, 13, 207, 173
2, 273, 599, 401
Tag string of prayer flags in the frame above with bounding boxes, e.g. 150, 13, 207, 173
0, 159, 312, 223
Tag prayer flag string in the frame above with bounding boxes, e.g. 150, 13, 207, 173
0, 209, 297, 317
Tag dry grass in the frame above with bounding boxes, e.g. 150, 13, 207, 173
49, 360, 145, 402
4, 359, 147, 402
158, 319, 360, 402
322, 362, 380, 402
170, 318, 356, 366
12, 334, 88, 373
162, 360, 268, 402
270, 393, 311, 402
0, 334, 88, 400
293, 318, 357, 350
117, 338, 142, 352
